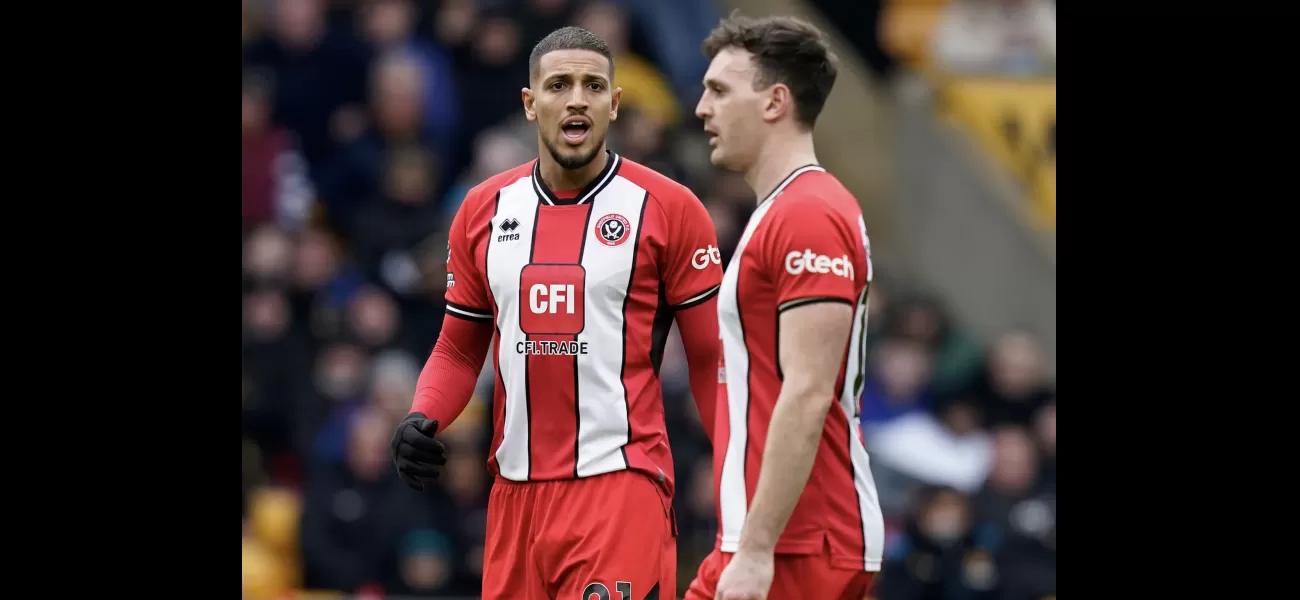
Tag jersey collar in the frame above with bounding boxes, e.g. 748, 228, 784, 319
757, 164, 826, 207
531, 150, 623, 206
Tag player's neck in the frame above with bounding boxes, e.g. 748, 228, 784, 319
538, 145, 610, 192
745, 134, 819, 204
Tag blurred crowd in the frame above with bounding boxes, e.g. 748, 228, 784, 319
241, 0, 1056, 598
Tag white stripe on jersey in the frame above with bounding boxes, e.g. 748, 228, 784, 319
574, 177, 647, 477
487, 175, 539, 480
840, 285, 885, 570
717, 166, 823, 550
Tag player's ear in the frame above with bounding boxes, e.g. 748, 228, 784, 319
522, 87, 537, 122
609, 86, 622, 121
763, 83, 792, 124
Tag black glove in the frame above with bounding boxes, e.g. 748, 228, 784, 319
390, 412, 447, 491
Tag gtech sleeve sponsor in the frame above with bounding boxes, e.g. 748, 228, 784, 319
784, 249, 854, 280
660, 189, 723, 308
762, 194, 865, 308
692, 244, 722, 270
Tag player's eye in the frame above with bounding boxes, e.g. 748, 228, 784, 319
588, 82, 604, 92
550, 81, 566, 91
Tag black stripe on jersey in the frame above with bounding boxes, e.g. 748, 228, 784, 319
445, 301, 493, 322
523, 198, 544, 480
756, 163, 824, 208
531, 151, 623, 206
670, 284, 721, 311
777, 296, 854, 313
736, 259, 754, 498
572, 199, 598, 478
649, 287, 674, 377
774, 297, 854, 381
617, 192, 651, 469
837, 284, 871, 408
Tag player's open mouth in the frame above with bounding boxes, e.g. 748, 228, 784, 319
562, 118, 591, 145
704, 127, 719, 147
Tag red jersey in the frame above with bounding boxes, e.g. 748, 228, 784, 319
714, 165, 885, 572
444, 151, 722, 498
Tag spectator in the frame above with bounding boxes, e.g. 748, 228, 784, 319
357, 0, 461, 166
876, 486, 998, 600
860, 338, 934, 432
1033, 400, 1055, 488
972, 329, 1053, 428
317, 51, 442, 229
243, 69, 315, 232
350, 146, 444, 301
244, 284, 312, 459
288, 225, 365, 343
438, 125, 535, 217
972, 426, 1056, 599
613, 107, 691, 185
575, 1, 681, 127
444, 6, 529, 154
244, 0, 371, 172
299, 405, 440, 594
885, 292, 985, 397
304, 340, 370, 462
869, 395, 994, 495
243, 225, 296, 289
932, 0, 1057, 78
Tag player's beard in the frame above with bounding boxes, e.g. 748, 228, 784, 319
543, 131, 605, 170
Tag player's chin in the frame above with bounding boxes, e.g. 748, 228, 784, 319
708, 148, 735, 170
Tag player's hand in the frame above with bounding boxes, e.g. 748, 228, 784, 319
390, 413, 447, 491
715, 548, 774, 600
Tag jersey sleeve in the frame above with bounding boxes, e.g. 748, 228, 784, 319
444, 193, 494, 322
660, 189, 723, 309
763, 196, 862, 311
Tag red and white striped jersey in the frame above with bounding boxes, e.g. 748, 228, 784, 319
714, 165, 885, 572
444, 151, 722, 499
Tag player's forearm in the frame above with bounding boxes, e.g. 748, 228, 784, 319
738, 380, 833, 554
410, 313, 494, 426
676, 297, 721, 435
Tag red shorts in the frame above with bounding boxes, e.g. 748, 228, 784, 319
685, 546, 875, 600
481, 470, 676, 600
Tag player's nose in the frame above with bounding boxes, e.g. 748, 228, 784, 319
695, 96, 711, 120
566, 88, 589, 111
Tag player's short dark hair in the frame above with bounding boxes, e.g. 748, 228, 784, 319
701, 11, 838, 129
528, 26, 615, 84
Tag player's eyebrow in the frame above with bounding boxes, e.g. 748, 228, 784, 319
702, 77, 724, 90
546, 72, 610, 86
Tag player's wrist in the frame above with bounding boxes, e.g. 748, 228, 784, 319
736, 535, 776, 556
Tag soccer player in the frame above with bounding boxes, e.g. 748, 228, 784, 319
686, 13, 885, 600
390, 27, 724, 600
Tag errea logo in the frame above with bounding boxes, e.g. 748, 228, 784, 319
785, 249, 854, 280
497, 217, 521, 242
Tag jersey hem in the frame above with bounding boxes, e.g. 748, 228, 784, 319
717, 535, 883, 572
718, 536, 824, 556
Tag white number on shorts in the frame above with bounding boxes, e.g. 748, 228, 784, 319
580, 581, 633, 600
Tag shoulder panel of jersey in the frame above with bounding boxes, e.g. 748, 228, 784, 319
616, 158, 723, 309
758, 170, 872, 311
443, 161, 535, 322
